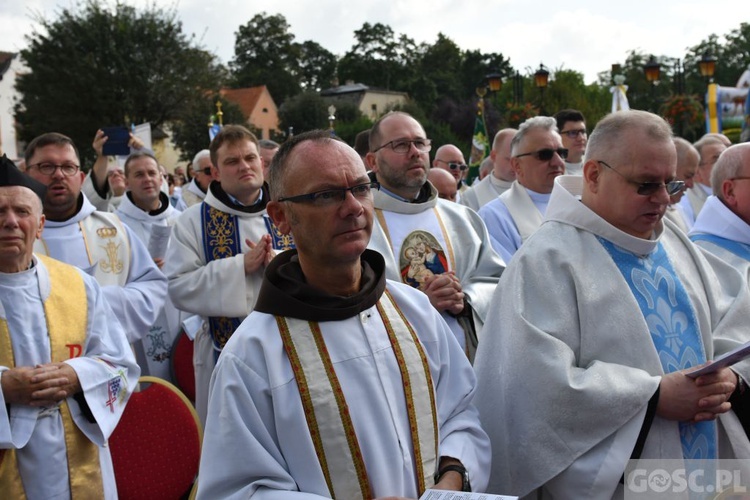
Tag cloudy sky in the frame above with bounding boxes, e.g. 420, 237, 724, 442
1, 0, 746, 85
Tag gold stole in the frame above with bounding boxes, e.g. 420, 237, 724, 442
0, 255, 103, 498
34, 211, 131, 287
276, 290, 438, 498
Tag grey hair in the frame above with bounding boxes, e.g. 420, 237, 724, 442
510, 117, 558, 157
711, 144, 748, 198
191, 150, 211, 173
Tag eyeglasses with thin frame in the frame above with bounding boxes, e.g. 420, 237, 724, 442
560, 129, 587, 139
27, 162, 80, 177
597, 160, 685, 196
514, 148, 568, 161
435, 159, 468, 171
730, 176, 750, 182
372, 139, 432, 154
277, 181, 380, 207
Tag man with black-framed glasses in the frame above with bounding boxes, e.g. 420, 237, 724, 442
197, 130, 490, 498
478, 116, 566, 263
432, 144, 469, 203
554, 108, 588, 175
23, 131, 167, 376
475, 110, 750, 499
365, 111, 503, 363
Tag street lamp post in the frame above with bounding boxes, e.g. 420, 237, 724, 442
512, 70, 523, 105
534, 64, 549, 115
698, 51, 718, 133
644, 55, 661, 112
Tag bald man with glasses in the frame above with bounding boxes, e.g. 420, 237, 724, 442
478, 116, 567, 263
432, 144, 469, 203
475, 110, 750, 498
364, 112, 503, 362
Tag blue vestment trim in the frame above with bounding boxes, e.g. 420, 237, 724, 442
201, 202, 243, 351
690, 233, 750, 261
597, 237, 717, 460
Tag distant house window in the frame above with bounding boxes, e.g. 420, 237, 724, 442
262, 108, 268, 113
371, 104, 377, 112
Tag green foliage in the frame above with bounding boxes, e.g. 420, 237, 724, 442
278, 91, 330, 133
170, 95, 245, 161
231, 13, 301, 104
16, 0, 223, 163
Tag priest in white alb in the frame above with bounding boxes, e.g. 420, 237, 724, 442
163, 125, 294, 425
115, 150, 183, 380
474, 111, 750, 499
197, 131, 490, 499
23, 132, 166, 351
0, 156, 139, 499
478, 116, 567, 263
365, 112, 504, 361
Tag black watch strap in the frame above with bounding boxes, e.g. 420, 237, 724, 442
434, 464, 471, 492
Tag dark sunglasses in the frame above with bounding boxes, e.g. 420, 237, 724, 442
436, 159, 468, 171
598, 160, 685, 196
515, 148, 568, 161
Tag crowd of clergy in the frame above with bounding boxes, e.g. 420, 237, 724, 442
2, 106, 750, 499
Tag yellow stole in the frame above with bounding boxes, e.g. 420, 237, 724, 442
0, 255, 104, 498
276, 290, 438, 498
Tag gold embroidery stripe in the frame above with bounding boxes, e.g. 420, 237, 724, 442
433, 208, 456, 272
42, 255, 104, 498
377, 290, 438, 495
275, 316, 335, 497
375, 209, 393, 249
309, 323, 371, 499
77, 221, 94, 266
0, 319, 25, 499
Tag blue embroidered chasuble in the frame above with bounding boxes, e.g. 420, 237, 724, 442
597, 237, 717, 460
690, 233, 750, 262
201, 203, 243, 351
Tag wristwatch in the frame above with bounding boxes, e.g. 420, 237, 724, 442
434, 463, 471, 492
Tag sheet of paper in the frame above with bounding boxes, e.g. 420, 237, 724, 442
419, 490, 517, 500
147, 224, 172, 259
686, 341, 750, 378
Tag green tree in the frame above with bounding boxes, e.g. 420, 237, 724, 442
542, 69, 610, 124
298, 41, 337, 92
231, 12, 301, 104
16, 1, 223, 163
337, 23, 419, 92
170, 95, 245, 161
278, 91, 330, 133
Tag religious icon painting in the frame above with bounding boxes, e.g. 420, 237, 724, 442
399, 230, 449, 291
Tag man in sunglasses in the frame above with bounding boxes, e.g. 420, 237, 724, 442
554, 109, 588, 176
365, 112, 503, 362
461, 128, 517, 211
197, 130, 489, 498
475, 110, 750, 498
176, 149, 217, 210
432, 144, 469, 203
478, 116, 566, 263
164, 125, 295, 425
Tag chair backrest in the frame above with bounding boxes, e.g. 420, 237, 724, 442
170, 330, 196, 402
110, 376, 202, 500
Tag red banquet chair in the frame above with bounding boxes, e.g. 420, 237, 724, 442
171, 330, 196, 403
110, 376, 202, 499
